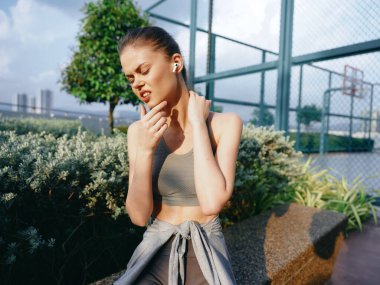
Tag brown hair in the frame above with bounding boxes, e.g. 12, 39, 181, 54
118, 26, 188, 84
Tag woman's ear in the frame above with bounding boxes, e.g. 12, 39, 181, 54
171, 53, 184, 73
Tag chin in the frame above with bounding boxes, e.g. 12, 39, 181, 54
150, 99, 162, 107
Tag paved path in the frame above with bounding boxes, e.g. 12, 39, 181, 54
325, 210, 380, 285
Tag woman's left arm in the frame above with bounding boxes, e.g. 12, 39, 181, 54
192, 112, 243, 215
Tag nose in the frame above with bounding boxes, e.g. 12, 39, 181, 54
131, 76, 145, 90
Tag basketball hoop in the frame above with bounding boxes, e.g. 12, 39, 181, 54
343, 65, 364, 98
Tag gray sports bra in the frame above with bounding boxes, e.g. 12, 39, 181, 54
152, 120, 215, 206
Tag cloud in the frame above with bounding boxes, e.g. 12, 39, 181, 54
0, 0, 81, 107
212, 0, 278, 44
0, 10, 10, 39
35, 0, 86, 18
9, 0, 78, 44
30, 69, 56, 83
0, 50, 12, 78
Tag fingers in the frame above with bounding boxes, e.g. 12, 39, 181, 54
189, 90, 212, 104
151, 117, 168, 136
190, 92, 212, 108
139, 101, 168, 138
147, 111, 167, 130
142, 101, 167, 121
154, 119, 168, 137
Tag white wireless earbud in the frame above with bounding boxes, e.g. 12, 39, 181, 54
172, 63, 179, 72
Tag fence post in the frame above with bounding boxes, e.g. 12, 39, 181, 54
296, 64, 303, 150
259, 51, 267, 126
206, 34, 216, 110
368, 84, 374, 149
275, 0, 294, 135
348, 94, 354, 152
189, 0, 198, 88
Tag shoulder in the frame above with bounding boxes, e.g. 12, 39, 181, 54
209, 112, 243, 134
208, 112, 243, 144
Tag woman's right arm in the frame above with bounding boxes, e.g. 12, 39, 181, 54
125, 101, 168, 226
125, 122, 154, 226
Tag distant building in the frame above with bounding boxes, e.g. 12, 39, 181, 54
30, 96, 37, 114
38, 89, 53, 114
361, 109, 380, 133
12, 93, 28, 113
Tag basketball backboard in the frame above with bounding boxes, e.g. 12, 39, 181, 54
343, 65, 364, 98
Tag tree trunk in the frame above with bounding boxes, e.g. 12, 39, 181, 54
108, 97, 119, 135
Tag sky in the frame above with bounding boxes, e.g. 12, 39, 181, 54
0, 0, 379, 122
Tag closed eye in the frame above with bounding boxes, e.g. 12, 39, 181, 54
141, 68, 149, 75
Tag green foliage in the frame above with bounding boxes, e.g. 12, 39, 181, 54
1, 120, 378, 283
250, 108, 274, 126
220, 124, 378, 232
288, 158, 379, 232
220, 124, 302, 226
60, 0, 149, 132
289, 132, 374, 153
297, 104, 322, 128
0, 115, 86, 137
0, 129, 144, 284
114, 124, 129, 134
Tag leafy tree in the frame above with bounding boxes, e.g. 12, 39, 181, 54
250, 108, 274, 126
60, 0, 149, 134
297, 104, 322, 131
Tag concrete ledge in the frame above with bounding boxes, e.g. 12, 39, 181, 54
223, 203, 347, 285
90, 203, 347, 285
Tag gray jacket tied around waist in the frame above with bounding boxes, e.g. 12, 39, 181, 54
114, 216, 237, 285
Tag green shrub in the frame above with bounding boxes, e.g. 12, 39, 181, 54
114, 124, 129, 134
289, 132, 374, 153
221, 125, 378, 232
288, 158, 378, 232
220, 124, 303, 227
0, 129, 144, 285
0, 116, 88, 137
1, 122, 378, 284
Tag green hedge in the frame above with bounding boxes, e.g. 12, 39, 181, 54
1, 122, 378, 284
0, 116, 87, 137
220, 124, 303, 226
289, 132, 374, 153
0, 129, 144, 284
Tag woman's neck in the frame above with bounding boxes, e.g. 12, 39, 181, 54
164, 83, 191, 133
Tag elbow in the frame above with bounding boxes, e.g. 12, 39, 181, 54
199, 192, 231, 216
127, 209, 149, 227
200, 202, 224, 216
201, 208, 220, 216
125, 203, 151, 227
130, 216, 149, 227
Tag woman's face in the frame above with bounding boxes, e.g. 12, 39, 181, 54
119, 44, 178, 108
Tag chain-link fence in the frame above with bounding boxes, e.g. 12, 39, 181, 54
290, 0, 380, 192
3, 0, 379, 191
143, 0, 380, 192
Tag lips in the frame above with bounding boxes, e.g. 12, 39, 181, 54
140, 90, 151, 102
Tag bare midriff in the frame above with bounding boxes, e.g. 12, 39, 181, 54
154, 204, 217, 225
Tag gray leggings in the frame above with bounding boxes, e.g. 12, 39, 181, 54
135, 235, 208, 285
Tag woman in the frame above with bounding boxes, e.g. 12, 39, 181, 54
114, 26, 242, 285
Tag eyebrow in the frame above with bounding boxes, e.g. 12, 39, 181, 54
125, 62, 149, 77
